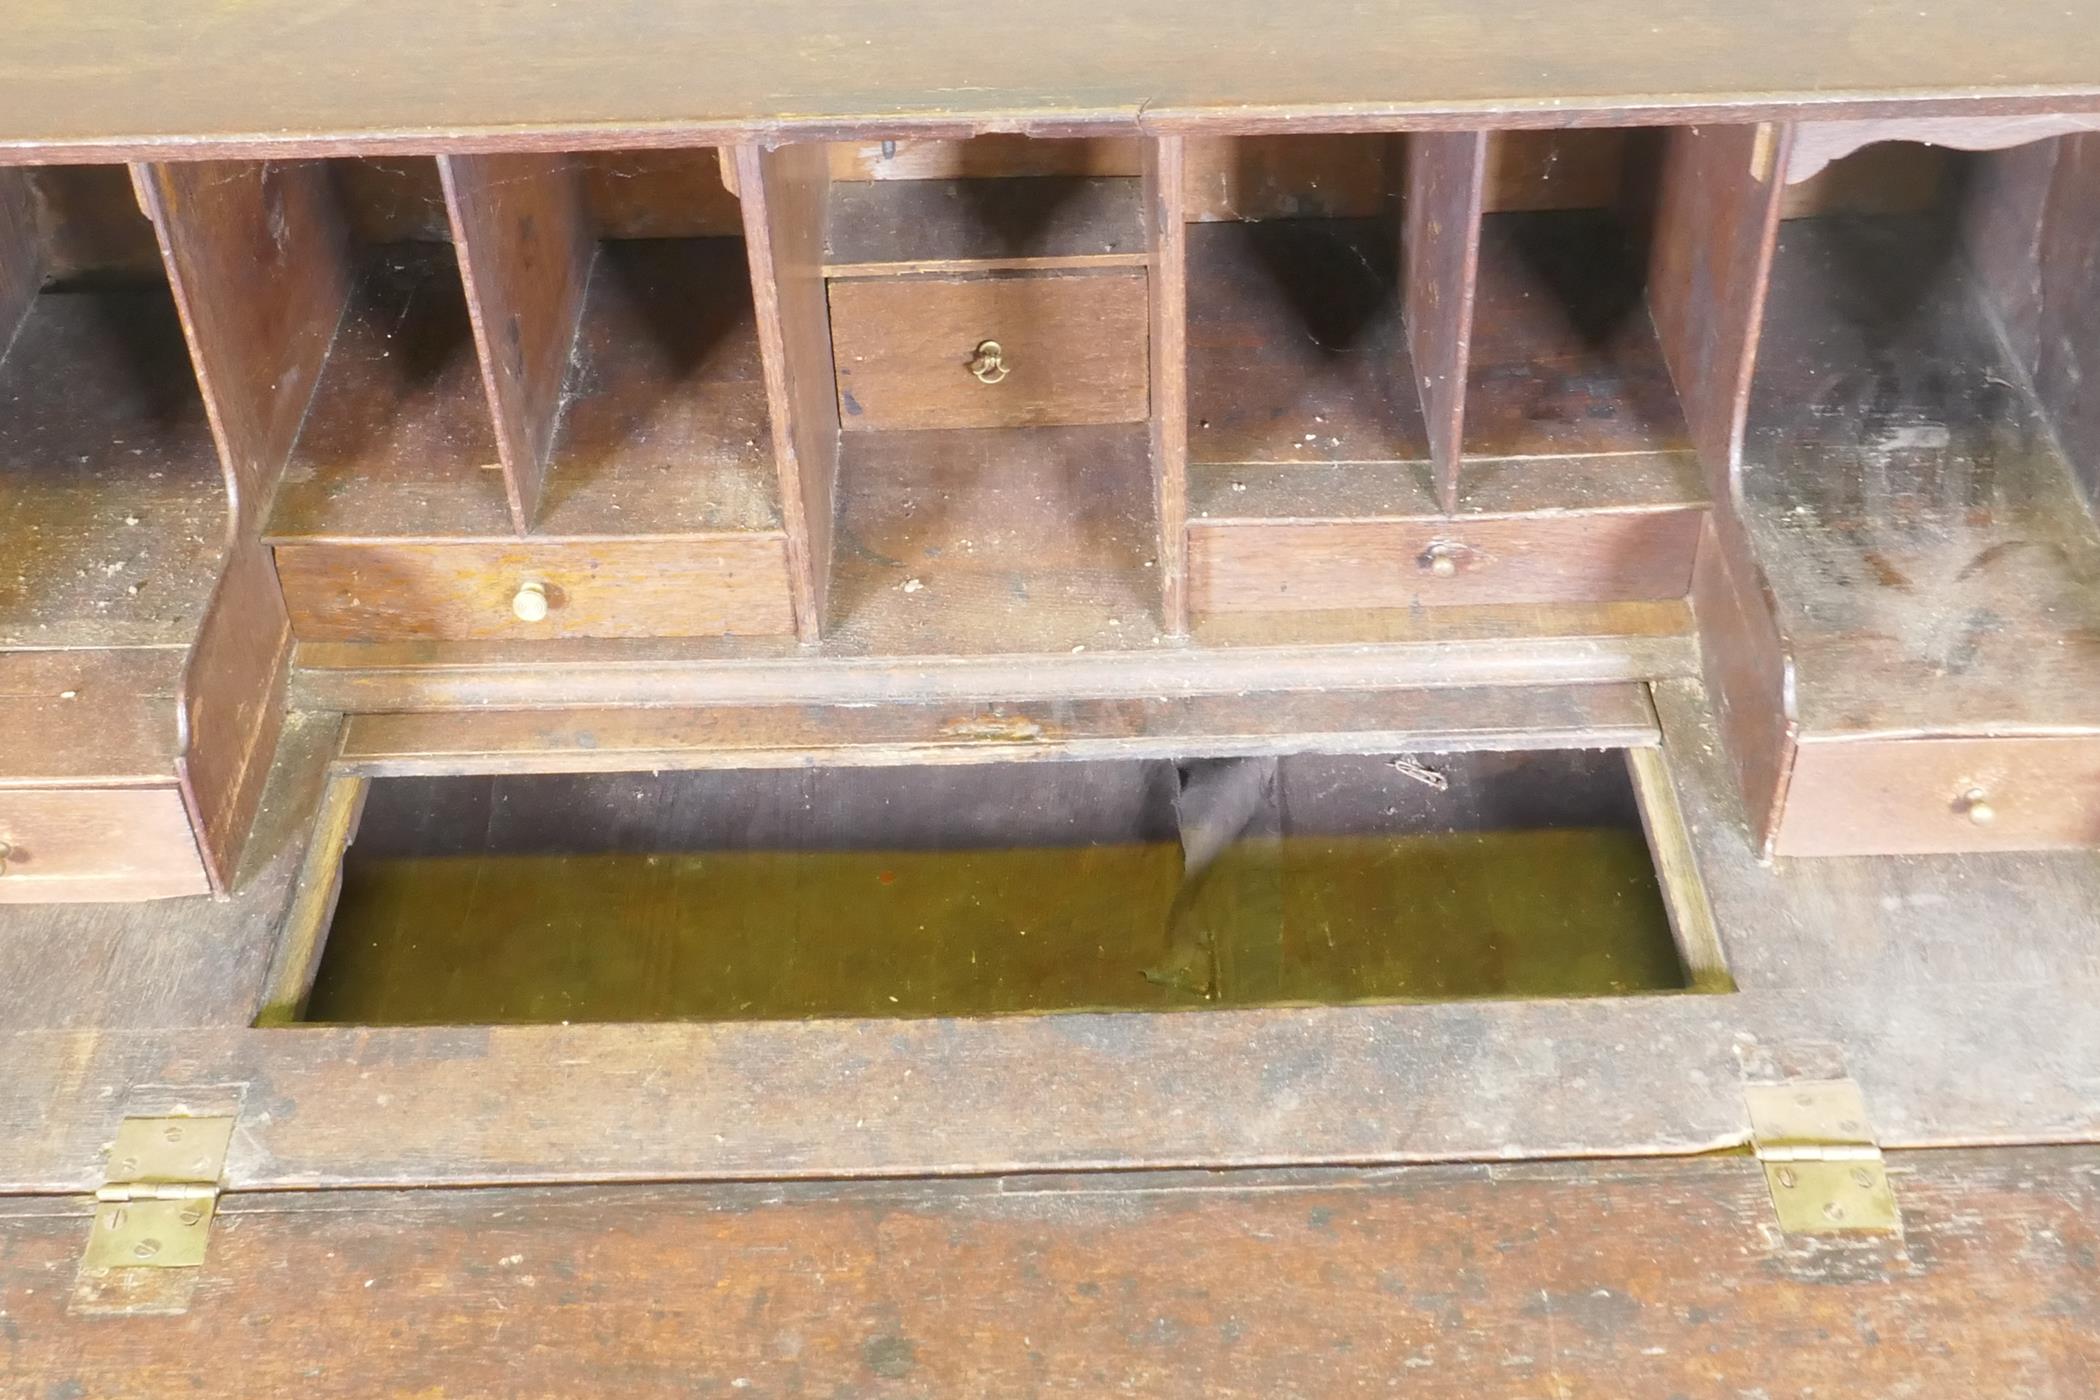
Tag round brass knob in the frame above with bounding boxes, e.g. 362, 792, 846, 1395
1422, 543, 1462, 578
512, 580, 550, 623
0, 839, 11, 877
968, 340, 1009, 384
1960, 787, 1995, 825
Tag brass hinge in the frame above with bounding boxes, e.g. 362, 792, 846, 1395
81, 1116, 234, 1272
1744, 1080, 1899, 1234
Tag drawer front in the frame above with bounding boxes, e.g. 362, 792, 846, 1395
1777, 734, 2100, 856
275, 537, 798, 642
830, 270, 1149, 430
1188, 508, 1705, 613
0, 786, 209, 903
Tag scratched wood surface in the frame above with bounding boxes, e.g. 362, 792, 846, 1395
4, 1, 2099, 159
5, 1149, 2098, 1396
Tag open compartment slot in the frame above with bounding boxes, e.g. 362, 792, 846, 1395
1722, 131, 2100, 855
254, 156, 505, 544
288, 745, 1722, 1025
0, 165, 225, 651
240, 152, 796, 642
1184, 130, 1713, 621
1744, 136, 2100, 725
742, 135, 1170, 651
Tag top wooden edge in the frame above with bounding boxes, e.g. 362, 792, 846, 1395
3, 1, 2100, 164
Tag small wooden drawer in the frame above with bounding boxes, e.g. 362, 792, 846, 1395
829, 269, 1150, 431
0, 786, 210, 903
273, 538, 799, 642
1189, 508, 1706, 613
1776, 735, 2100, 856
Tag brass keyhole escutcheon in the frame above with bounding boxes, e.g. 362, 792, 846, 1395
969, 340, 1010, 385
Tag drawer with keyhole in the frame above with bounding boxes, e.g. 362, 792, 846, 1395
829, 269, 1150, 431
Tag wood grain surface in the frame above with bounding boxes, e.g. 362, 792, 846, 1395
3, 2, 2099, 159
11, 1148, 2100, 1395
830, 270, 1149, 430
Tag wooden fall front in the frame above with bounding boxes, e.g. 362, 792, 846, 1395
2, 3, 2100, 1393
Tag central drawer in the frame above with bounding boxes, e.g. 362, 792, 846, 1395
273, 538, 799, 642
829, 269, 1150, 431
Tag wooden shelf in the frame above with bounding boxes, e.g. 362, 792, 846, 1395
824, 174, 1146, 276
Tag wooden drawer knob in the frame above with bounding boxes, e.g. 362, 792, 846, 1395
1959, 787, 1995, 825
511, 580, 550, 623
968, 339, 1009, 385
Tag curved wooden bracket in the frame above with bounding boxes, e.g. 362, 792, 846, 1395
1785, 115, 2100, 184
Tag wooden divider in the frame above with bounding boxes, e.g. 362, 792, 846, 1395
735, 143, 841, 644
1144, 135, 1190, 634
440, 154, 595, 532
0, 168, 35, 354
1645, 124, 1798, 854
136, 161, 360, 891
1402, 131, 1487, 514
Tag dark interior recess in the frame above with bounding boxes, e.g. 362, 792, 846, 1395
300, 747, 1696, 1025
0, 165, 225, 649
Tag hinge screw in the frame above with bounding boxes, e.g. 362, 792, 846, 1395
1775, 1167, 1799, 1189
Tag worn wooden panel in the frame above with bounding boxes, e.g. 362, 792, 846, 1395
2030, 134, 2100, 510
1190, 507, 1704, 613
1189, 452, 1706, 522
442, 153, 595, 531
138, 160, 353, 531
1403, 131, 1486, 512
177, 539, 292, 893
1485, 129, 1627, 212
1648, 123, 1788, 484
1182, 133, 1395, 221
0, 650, 184, 784
9, 965, 2100, 1188
0, 165, 36, 350
1145, 136, 1189, 634
830, 134, 1142, 182
1687, 518, 1796, 854
9, 2, 2100, 160
737, 142, 839, 642
0, 785, 206, 903
338, 683, 1660, 775
580, 148, 743, 236
1778, 733, 2100, 856
11, 1150, 2100, 1395
825, 176, 1145, 274
830, 270, 1148, 430
274, 536, 797, 642
292, 606, 1695, 712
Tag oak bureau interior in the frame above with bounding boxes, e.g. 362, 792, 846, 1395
3, 99, 2100, 1186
